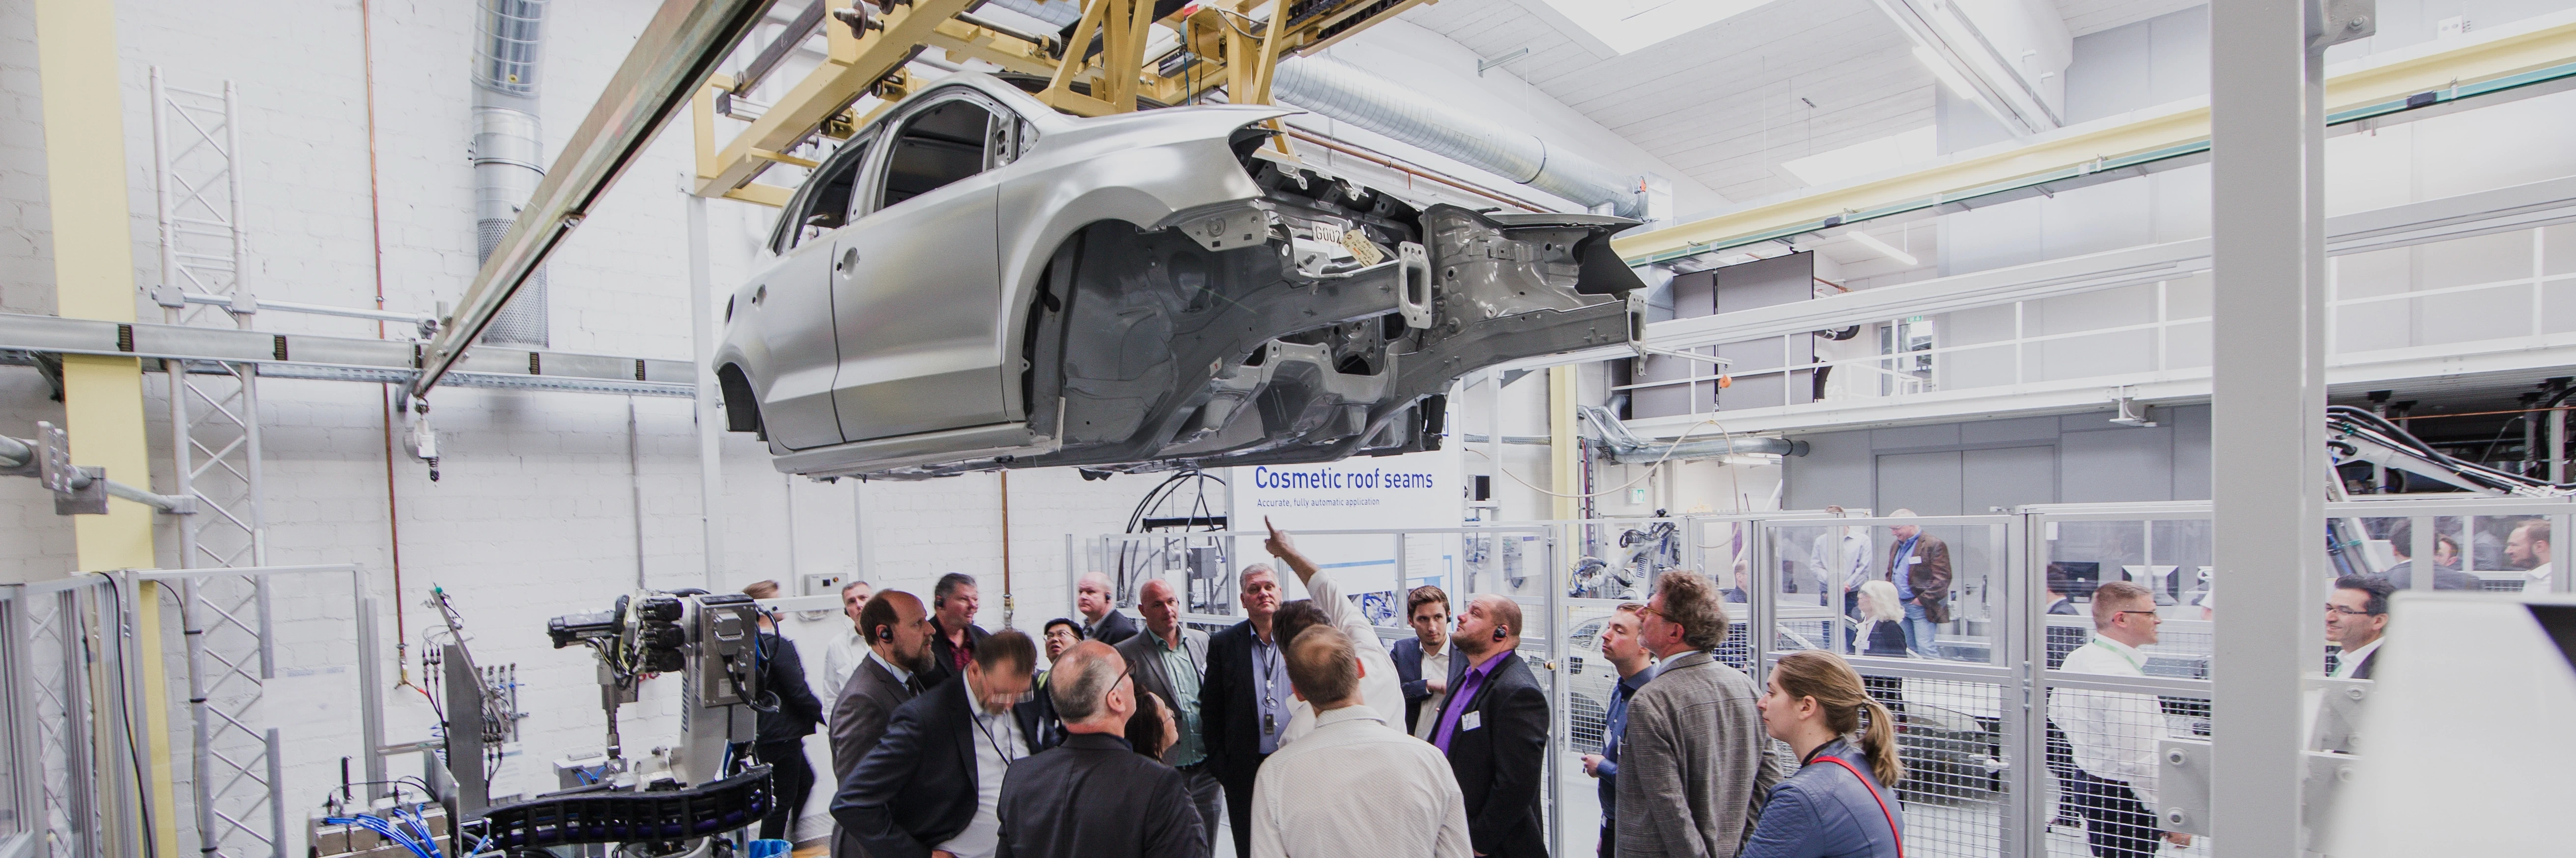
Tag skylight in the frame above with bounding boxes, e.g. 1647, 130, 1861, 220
1537, 0, 1779, 55
1779, 126, 1939, 187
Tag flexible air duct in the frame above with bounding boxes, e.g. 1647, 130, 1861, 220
474, 0, 551, 346
1270, 55, 1644, 218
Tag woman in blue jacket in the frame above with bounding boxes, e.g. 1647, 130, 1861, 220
1743, 650, 1906, 858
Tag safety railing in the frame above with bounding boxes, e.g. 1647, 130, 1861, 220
1638, 214, 2576, 424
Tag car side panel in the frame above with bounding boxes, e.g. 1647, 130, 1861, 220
990, 114, 1278, 424
831, 173, 1007, 441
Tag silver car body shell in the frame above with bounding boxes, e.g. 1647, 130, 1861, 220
716, 72, 1643, 479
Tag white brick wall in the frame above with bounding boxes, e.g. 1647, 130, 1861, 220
0, 0, 1749, 848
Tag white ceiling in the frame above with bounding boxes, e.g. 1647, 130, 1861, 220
1400, 0, 2211, 273
1402, 0, 1934, 205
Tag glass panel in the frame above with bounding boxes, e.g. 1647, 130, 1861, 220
2043, 519, 2212, 678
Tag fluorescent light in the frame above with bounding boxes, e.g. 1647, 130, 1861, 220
1779, 126, 1937, 187
1847, 231, 1919, 267
1912, 46, 1980, 101
1539, 0, 1780, 55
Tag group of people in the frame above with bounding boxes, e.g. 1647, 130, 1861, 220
733, 506, 2424, 858
732, 520, 1909, 858
1804, 507, 1955, 659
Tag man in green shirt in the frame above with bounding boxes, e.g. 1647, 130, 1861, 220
1115, 578, 1219, 857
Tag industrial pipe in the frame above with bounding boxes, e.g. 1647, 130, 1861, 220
473, 0, 553, 346
1269, 55, 1645, 218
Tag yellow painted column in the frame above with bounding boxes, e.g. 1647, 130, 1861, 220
1549, 366, 1580, 521
36, 1, 176, 855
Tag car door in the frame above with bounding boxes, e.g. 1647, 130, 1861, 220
831, 91, 1010, 442
746, 133, 873, 449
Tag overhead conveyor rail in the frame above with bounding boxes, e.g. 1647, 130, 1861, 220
0, 312, 697, 397
1614, 11, 2576, 267
421, 0, 1439, 400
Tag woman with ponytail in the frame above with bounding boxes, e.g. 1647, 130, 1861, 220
1741, 650, 1906, 858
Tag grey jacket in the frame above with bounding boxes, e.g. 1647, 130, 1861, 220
1738, 739, 1903, 858
1113, 625, 1211, 766
829, 655, 921, 858
1615, 651, 1782, 858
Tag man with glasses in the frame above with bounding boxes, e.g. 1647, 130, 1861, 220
2050, 581, 2190, 858
993, 640, 1204, 858
2315, 574, 2395, 754
837, 630, 1053, 858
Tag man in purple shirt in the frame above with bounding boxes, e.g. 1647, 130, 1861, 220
1427, 594, 1551, 858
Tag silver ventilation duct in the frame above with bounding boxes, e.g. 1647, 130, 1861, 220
1270, 55, 1644, 218
1577, 406, 1807, 464
474, 0, 551, 346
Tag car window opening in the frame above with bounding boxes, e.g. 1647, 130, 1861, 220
790, 141, 870, 249
884, 100, 996, 208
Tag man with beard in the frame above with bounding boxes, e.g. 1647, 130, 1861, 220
829, 590, 936, 858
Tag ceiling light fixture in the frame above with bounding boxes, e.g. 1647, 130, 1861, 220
1847, 231, 1919, 267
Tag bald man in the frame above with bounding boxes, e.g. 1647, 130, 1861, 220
994, 641, 1204, 858
1116, 578, 1218, 857
1428, 594, 1549, 858
1076, 572, 1141, 646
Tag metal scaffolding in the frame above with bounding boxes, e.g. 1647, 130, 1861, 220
150, 68, 284, 858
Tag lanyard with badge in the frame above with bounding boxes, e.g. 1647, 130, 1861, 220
1257, 637, 1281, 735
2088, 637, 2144, 673
973, 704, 1018, 761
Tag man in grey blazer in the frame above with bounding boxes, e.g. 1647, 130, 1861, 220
1617, 570, 1780, 858
828, 590, 935, 858
1115, 578, 1220, 858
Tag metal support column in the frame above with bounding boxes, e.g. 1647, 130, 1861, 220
2208, 0, 2333, 854
688, 191, 725, 589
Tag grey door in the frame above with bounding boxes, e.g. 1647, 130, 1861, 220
832, 94, 1010, 441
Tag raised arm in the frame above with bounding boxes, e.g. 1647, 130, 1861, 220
1264, 518, 1372, 641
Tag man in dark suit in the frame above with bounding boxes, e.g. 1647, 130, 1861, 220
1389, 584, 1453, 738
742, 581, 830, 844
1885, 511, 1953, 658
1426, 594, 1550, 858
1075, 572, 1142, 646
924, 573, 992, 689
1200, 564, 1285, 858
2326, 574, 2391, 680
993, 640, 1204, 858
834, 630, 1050, 858
1114, 578, 1219, 857
830, 590, 937, 858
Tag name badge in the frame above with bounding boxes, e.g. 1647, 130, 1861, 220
1461, 711, 1483, 732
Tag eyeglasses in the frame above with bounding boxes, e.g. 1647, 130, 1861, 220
2323, 605, 2381, 617
1631, 604, 1666, 621
2115, 609, 2161, 621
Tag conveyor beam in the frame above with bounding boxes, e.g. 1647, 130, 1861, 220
414, 0, 780, 397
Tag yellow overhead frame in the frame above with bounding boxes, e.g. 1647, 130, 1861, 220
695, 0, 1442, 205
1612, 15, 2576, 264
35, 0, 176, 855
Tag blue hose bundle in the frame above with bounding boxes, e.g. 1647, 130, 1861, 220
322, 807, 444, 858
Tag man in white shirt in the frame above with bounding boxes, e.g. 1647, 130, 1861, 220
1259, 520, 1407, 747
2051, 581, 2189, 858
1394, 586, 1454, 739
1806, 507, 1873, 649
1250, 624, 1472, 858
834, 631, 1048, 858
2509, 518, 2552, 589
821, 579, 875, 697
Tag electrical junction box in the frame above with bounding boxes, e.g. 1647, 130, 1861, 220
802, 572, 847, 597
